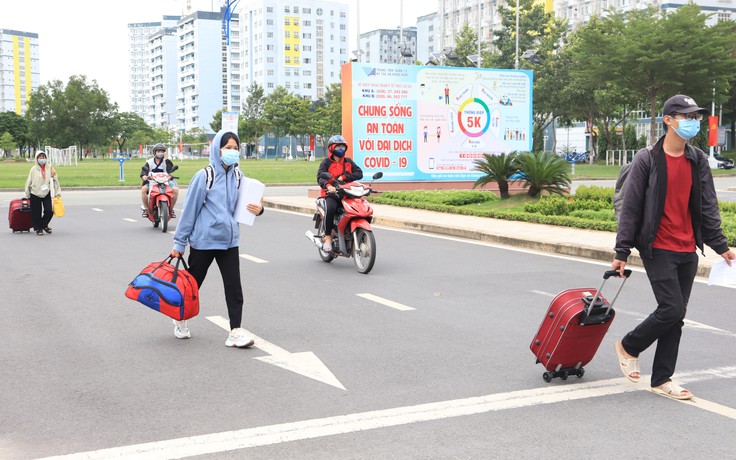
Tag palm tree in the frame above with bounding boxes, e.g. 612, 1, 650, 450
472, 152, 520, 199
516, 151, 571, 197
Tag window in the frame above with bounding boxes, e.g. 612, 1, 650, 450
285, 18, 290, 25
303, 8, 311, 14
285, 31, 291, 38
294, 6, 299, 13
304, 20, 311, 26
285, 56, 291, 63
267, 6, 273, 12
316, 8, 323, 16
284, 6, 290, 13
285, 44, 291, 50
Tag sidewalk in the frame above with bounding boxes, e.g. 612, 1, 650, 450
262, 195, 728, 279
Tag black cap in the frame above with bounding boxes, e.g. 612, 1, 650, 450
663, 94, 709, 116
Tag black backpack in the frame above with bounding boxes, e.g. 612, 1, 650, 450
613, 146, 651, 220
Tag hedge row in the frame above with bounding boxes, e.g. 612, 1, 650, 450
371, 188, 736, 246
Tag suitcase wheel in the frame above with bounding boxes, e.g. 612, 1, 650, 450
543, 372, 554, 383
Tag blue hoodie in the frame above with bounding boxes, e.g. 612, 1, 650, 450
173, 130, 241, 252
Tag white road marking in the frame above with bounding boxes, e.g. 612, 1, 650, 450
531, 290, 556, 297
240, 253, 268, 264
39, 366, 736, 460
356, 293, 415, 311
122, 218, 137, 223
206, 316, 344, 390
91, 208, 104, 212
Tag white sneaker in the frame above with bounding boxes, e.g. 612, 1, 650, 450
225, 327, 254, 348
173, 320, 191, 339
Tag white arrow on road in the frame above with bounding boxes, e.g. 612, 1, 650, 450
206, 316, 345, 390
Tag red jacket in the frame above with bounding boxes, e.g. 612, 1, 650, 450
317, 157, 363, 197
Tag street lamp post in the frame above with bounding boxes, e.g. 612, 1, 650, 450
477, 0, 481, 68
515, 0, 520, 69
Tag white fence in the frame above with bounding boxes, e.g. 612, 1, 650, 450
605, 149, 637, 166
45, 146, 78, 166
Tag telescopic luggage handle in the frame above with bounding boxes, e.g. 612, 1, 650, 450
592, 269, 632, 316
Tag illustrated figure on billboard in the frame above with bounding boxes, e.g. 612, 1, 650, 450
436, 126, 442, 143
444, 85, 450, 105
423, 126, 428, 143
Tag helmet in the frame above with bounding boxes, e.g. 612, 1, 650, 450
327, 135, 348, 158
152, 143, 166, 153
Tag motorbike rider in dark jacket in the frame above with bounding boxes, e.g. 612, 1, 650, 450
317, 135, 363, 252
140, 143, 179, 218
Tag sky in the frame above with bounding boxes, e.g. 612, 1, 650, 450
1, 0, 435, 112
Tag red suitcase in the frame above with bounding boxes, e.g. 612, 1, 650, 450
9, 198, 33, 232
530, 269, 631, 382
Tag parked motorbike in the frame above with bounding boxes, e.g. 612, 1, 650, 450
305, 171, 383, 274
143, 166, 178, 233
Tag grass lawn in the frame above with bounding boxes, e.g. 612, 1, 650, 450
0, 158, 320, 188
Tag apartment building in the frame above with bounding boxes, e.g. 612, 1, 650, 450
0, 29, 40, 115
239, 0, 349, 100
358, 27, 417, 65
176, 10, 242, 132
148, 27, 179, 129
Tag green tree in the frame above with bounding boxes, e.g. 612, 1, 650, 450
0, 132, 15, 157
313, 83, 342, 156
26, 75, 118, 159
472, 152, 520, 199
516, 151, 570, 197
0, 111, 29, 156
289, 95, 313, 159
262, 86, 292, 159
111, 112, 151, 152
598, 6, 736, 141
447, 23, 485, 67
239, 82, 266, 157
210, 109, 223, 133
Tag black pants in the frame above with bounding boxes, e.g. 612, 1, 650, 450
187, 247, 243, 330
30, 193, 53, 231
621, 249, 698, 387
324, 195, 341, 236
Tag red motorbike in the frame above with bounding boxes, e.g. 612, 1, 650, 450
306, 172, 383, 274
143, 167, 178, 233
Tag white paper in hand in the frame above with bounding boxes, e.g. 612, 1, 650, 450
234, 177, 265, 226
707, 259, 736, 287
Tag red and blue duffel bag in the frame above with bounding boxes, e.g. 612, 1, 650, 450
125, 256, 199, 320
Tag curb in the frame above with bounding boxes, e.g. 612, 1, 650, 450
261, 198, 701, 277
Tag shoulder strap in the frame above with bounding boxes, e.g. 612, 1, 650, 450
204, 165, 215, 190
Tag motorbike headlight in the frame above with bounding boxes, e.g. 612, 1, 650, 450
349, 186, 365, 196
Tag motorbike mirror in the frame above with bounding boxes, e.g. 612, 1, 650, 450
372, 172, 383, 180
318, 172, 332, 180
171, 165, 179, 172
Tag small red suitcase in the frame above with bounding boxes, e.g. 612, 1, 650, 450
530, 269, 631, 382
9, 198, 33, 232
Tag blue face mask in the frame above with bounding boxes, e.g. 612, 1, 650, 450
221, 149, 239, 166
673, 118, 700, 140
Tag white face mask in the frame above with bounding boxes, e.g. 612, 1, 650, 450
155, 152, 165, 159
38, 159, 47, 166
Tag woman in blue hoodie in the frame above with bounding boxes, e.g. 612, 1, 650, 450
170, 130, 264, 347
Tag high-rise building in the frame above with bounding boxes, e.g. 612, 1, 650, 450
148, 27, 179, 129
359, 27, 417, 65
176, 10, 242, 132
128, 17, 179, 124
416, 13, 439, 65
552, 0, 735, 28
239, 0, 349, 100
0, 29, 40, 115
129, 9, 241, 133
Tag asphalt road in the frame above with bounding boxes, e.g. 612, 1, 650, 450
1, 190, 735, 459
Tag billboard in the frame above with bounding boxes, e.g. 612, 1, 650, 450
342, 62, 533, 182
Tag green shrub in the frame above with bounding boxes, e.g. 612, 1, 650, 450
574, 185, 613, 203
376, 190, 496, 206
570, 209, 616, 222
523, 195, 570, 215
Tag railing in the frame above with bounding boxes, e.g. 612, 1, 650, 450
605, 150, 637, 166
